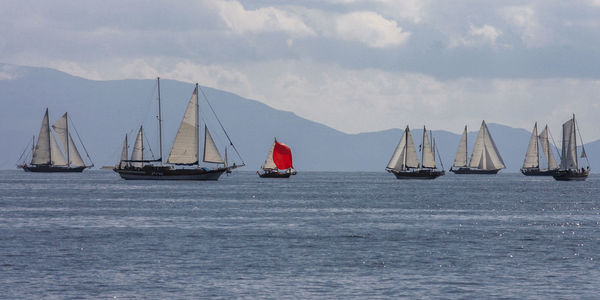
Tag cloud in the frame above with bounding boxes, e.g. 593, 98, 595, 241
334, 11, 411, 48
450, 24, 503, 48
500, 5, 552, 48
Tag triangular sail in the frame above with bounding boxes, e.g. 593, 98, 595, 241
560, 118, 578, 170
119, 134, 128, 168
522, 123, 539, 168
131, 126, 144, 168
168, 87, 199, 165
52, 113, 85, 166
203, 126, 225, 164
387, 127, 419, 171
538, 125, 558, 170
49, 131, 67, 166
31, 109, 51, 165
469, 121, 505, 170
422, 129, 436, 169
262, 142, 277, 170
404, 129, 419, 169
452, 126, 468, 168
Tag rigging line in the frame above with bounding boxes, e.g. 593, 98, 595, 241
197, 86, 245, 165
434, 138, 445, 170
16, 139, 32, 165
68, 116, 94, 166
547, 127, 560, 163
575, 118, 591, 167
143, 133, 156, 160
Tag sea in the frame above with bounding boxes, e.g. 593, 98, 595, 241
0, 170, 599, 299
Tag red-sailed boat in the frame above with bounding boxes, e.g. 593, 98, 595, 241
258, 138, 296, 178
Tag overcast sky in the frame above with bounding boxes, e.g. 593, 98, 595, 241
1, 0, 600, 140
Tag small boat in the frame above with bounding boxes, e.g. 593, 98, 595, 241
114, 78, 244, 180
386, 126, 445, 179
553, 114, 590, 181
19, 109, 93, 172
450, 121, 505, 174
257, 138, 296, 178
521, 122, 559, 176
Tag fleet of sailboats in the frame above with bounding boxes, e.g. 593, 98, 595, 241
19, 109, 93, 172
386, 126, 445, 179
450, 121, 506, 174
258, 138, 296, 178
15, 78, 593, 182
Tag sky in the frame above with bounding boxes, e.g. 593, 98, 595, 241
1, 0, 600, 140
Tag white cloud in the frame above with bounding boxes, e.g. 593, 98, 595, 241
450, 24, 503, 48
334, 12, 411, 48
214, 0, 315, 37
500, 6, 552, 48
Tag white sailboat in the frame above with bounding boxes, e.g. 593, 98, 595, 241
386, 126, 445, 179
114, 79, 244, 180
450, 120, 505, 174
520, 122, 559, 176
19, 109, 93, 172
553, 114, 590, 181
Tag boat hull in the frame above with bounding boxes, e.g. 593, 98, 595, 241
552, 170, 589, 181
258, 171, 292, 178
114, 165, 227, 181
22, 165, 87, 173
450, 167, 499, 174
389, 169, 445, 180
520, 168, 558, 176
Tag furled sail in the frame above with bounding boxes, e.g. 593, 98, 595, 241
52, 113, 85, 166
262, 142, 276, 170
452, 126, 468, 168
272, 141, 294, 170
422, 128, 436, 169
469, 121, 505, 170
522, 122, 539, 168
32, 109, 51, 165
119, 134, 128, 168
168, 87, 199, 165
560, 118, 578, 170
538, 125, 558, 170
203, 126, 225, 164
131, 126, 144, 168
387, 126, 419, 171
49, 131, 67, 166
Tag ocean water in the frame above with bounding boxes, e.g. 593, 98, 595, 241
0, 170, 599, 299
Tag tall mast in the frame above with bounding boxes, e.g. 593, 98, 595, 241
157, 77, 163, 164
141, 125, 144, 163
464, 125, 468, 166
65, 112, 70, 167
47, 108, 52, 165
32, 135, 35, 159
403, 127, 408, 170
421, 126, 426, 169
196, 83, 200, 166
573, 114, 578, 168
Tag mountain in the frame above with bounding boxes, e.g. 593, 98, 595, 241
1, 63, 598, 172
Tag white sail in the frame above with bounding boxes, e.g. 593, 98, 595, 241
469, 121, 505, 170
522, 123, 539, 168
452, 126, 468, 167
49, 131, 67, 166
538, 125, 558, 170
119, 134, 128, 168
32, 109, 51, 165
52, 113, 85, 166
404, 129, 419, 168
203, 126, 225, 164
168, 87, 198, 164
131, 126, 144, 168
262, 141, 277, 170
422, 128, 436, 169
560, 118, 578, 170
387, 127, 419, 171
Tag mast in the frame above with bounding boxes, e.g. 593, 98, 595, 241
141, 125, 144, 163
465, 125, 468, 166
157, 77, 163, 164
421, 126, 426, 169
573, 114, 578, 168
65, 112, 70, 166
47, 109, 52, 165
32, 135, 35, 159
196, 83, 200, 166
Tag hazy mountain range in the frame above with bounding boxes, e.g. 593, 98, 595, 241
1, 63, 597, 172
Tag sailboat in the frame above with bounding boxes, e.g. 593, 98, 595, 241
113, 78, 244, 180
450, 121, 505, 174
19, 109, 93, 172
521, 122, 559, 176
258, 138, 296, 178
386, 126, 445, 179
553, 114, 590, 181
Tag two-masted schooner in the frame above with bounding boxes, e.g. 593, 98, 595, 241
386, 126, 445, 179
552, 114, 590, 181
114, 78, 244, 180
19, 109, 93, 172
521, 122, 559, 176
257, 138, 296, 178
450, 121, 505, 174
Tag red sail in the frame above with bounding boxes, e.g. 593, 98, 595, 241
273, 141, 293, 170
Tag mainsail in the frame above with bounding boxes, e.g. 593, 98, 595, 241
522, 122, 539, 168
203, 126, 224, 164
538, 125, 558, 170
560, 117, 578, 170
119, 134, 128, 168
422, 128, 436, 169
387, 126, 419, 171
32, 109, 52, 165
52, 113, 86, 166
262, 142, 276, 170
452, 126, 468, 168
168, 86, 199, 165
49, 131, 67, 166
468, 121, 505, 170
131, 126, 144, 168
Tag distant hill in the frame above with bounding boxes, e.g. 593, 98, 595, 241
1, 63, 598, 172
